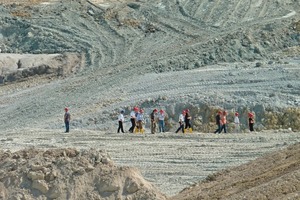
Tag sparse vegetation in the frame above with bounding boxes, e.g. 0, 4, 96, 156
10, 10, 31, 18
293, 20, 300, 32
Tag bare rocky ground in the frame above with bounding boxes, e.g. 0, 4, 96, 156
0, 128, 299, 199
0, 145, 167, 200
0, 0, 300, 199
171, 141, 300, 200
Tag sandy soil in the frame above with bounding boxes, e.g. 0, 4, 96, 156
171, 142, 300, 200
1, 128, 299, 197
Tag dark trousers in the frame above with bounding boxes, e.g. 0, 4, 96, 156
118, 121, 124, 133
249, 123, 254, 131
128, 118, 136, 133
175, 122, 184, 133
214, 124, 221, 133
219, 124, 227, 133
65, 121, 69, 132
185, 120, 191, 129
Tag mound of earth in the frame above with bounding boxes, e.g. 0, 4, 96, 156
0, 138, 299, 200
0, 148, 166, 200
170, 142, 300, 200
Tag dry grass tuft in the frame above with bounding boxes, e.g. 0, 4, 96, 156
293, 20, 300, 32
121, 18, 140, 28
11, 10, 31, 18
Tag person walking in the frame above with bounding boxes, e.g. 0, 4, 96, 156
136, 108, 144, 133
175, 110, 185, 133
117, 110, 125, 133
184, 109, 192, 133
234, 112, 240, 133
64, 107, 71, 133
128, 107, 139, 133
158, 109, 166, 133
219, 110, 227, 133
150, 108, 158, 134
248, 112, 255, 132
214, 110, 222, 134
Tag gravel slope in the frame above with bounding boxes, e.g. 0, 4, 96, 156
0, 0, 300, 132
0, 1, 300, 199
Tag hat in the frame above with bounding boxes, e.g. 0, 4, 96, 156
235, 112, 239, 116
159, 109, 164, 113
153, 108, 158, 112
64, 107, 69, 111
134, 107, 139, 111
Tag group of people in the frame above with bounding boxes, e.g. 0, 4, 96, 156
127, 107, 147, 133
175, 109, 192, 133
214, 110, 255, 134
119, 107, 167, 134
116, 107, 157, 133
119, 107, 194, 134
149, 108, 167, 134
64, 107, 255, 134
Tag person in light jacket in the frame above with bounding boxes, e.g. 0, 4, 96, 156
175, 110, 185, 133
117, 110, 125, 133
234, 112, 240, 133
158, 109, 166, 133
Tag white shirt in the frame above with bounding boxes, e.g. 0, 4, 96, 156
118, 114, 124, 122
234, 116, 240, 124
158, 113, 165, 121
137, 113, 144, 121
178, 114, 184, 122
130, 111, 136, 119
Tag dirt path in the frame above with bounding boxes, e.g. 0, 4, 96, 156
1, 128, 299, 196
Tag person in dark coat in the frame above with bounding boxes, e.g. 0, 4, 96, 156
248, 112, 255, 132
184, 109, 192, 132
214, 110, 222, 134
64, 107, 71, 133
150, 108, 158, 134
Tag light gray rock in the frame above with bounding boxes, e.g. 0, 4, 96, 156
32, 180, 49, 194
27, 171, 45, 180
